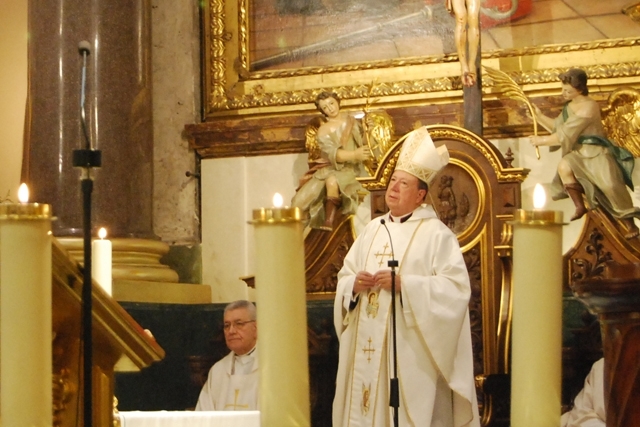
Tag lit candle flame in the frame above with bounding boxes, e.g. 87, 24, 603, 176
272, 193, 283, 208
18, 183, 29, 203
98, 227, 108, 239
533, 184, 546, 209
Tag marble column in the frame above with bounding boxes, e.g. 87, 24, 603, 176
25, 0, 154, 238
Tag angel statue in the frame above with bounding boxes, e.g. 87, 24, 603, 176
528, 68, 640, 239
292, 91, 393, 231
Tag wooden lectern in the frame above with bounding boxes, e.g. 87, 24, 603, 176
51, 239, 165, 427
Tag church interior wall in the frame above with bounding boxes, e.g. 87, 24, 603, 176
0, 0, 28, 201
201, 153, 305, 301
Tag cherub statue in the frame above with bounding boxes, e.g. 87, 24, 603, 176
528, 68, 640, 239
292, 91, 393, 231
447, 0, 481, 87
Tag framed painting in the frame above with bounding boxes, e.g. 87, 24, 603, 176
202, 0, 640, 117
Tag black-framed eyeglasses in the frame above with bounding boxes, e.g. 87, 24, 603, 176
223, 320, 255, 331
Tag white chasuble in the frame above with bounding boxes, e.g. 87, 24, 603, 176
195, 350, 259, 411
333, 205, 480, 427
222, 353, 258, 411
345, 219, 430, 426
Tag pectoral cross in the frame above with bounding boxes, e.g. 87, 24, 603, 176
224, 389, 249, 410
374, 243, 393, 267
362, 337, 376, 363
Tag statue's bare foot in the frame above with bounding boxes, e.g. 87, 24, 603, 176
462, 72, 476, 87
621, 218, 640, 239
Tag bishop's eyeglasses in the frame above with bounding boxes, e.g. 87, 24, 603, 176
223, 320, 255, 331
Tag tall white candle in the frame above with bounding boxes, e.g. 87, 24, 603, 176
511, 184, 564, 427
92, 226, 112, 295
0, 183, 53, 427
250, 193, 310, 427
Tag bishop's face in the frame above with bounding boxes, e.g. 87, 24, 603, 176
223, 308, 257, 356
385, 170, 426, 217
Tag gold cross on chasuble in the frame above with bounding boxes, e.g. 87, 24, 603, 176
362, 337, 376, 363
374, 243, 393, 267
224, 389, 249, 410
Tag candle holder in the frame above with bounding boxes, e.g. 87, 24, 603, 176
250, 203, 310, 427
510, 206, 565, 427
0, 200, 53, 427
512, 208, 564, 225
250, 206, 305, 224
0, 202, 52, 220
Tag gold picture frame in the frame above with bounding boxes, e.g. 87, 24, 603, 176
202, 0, 640, 119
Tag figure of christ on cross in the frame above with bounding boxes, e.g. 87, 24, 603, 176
448, 0, 481, 87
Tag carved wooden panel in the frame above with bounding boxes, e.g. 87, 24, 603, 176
304, 212, 354, 296
566, 208, 640, 288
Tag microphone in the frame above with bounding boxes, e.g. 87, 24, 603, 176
78, 41, 92, 150
72, 40, 101, 169
78, 40, 91, 55
379, 218, 396, 265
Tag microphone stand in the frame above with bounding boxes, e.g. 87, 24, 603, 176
380, 218, 399, 427
73, 40, 101, 427
388, 257, 399, 427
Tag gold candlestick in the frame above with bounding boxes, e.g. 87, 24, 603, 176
250, 194, 310, 427
511, 184, 565, 427
0, 185, 53, 427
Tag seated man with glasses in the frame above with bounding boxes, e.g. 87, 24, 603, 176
196, 300, 258, 411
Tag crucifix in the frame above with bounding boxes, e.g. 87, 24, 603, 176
362, 337, 376, 363
224, 389, 249, 410
374, 243, 393, 268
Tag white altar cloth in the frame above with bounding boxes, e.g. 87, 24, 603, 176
118, 411, 260, 427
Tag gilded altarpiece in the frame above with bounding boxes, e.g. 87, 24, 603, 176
191, 0, 640, 153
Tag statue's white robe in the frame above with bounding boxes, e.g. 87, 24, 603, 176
333, 205, 480, 427
195, 348, 259, 411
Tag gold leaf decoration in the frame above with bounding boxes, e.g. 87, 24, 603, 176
602, 88, 640, 157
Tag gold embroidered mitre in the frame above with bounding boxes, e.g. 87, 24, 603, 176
395, 126, 449, 185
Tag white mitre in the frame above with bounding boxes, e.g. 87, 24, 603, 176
395, 126, 449, 185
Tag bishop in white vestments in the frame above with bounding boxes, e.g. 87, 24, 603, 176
333, 127, 480, 427
196, 300, 259, 411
